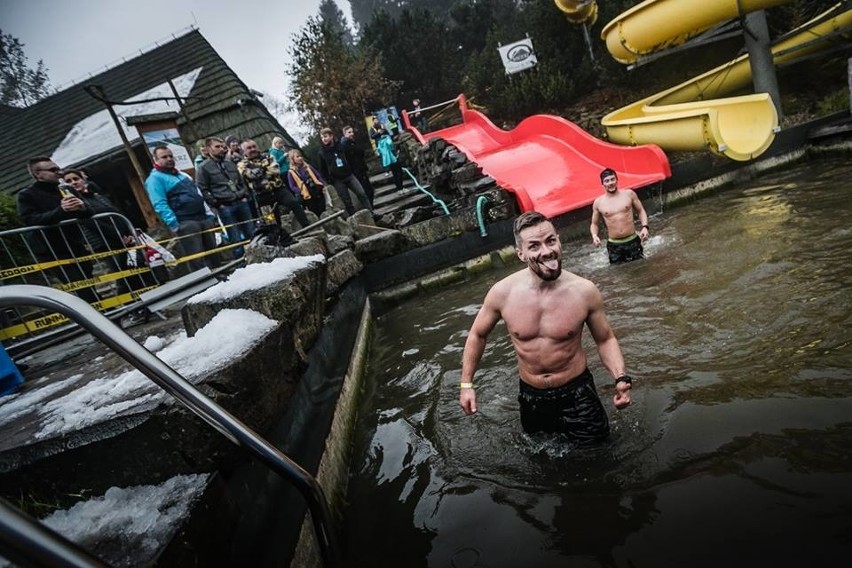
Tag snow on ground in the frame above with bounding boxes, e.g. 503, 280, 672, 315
142, 335, 167, 352
0, 375, 82, 425
187, 255, 325, 304
0, 309, 277, 440
41, 473, 211, 567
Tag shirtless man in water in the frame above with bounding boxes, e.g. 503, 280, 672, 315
590, 168, 650, 264
459, 211, 633, 439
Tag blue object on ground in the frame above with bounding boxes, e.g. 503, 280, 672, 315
0, 342, 24, 396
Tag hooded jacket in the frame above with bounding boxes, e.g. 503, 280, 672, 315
317, 140, 353, 181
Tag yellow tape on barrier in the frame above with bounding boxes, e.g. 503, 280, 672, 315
55, 266, 154, 293
0, 286, 158, 341
0, 244, 153, 281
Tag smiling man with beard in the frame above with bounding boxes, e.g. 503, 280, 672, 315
459, 211, 633, 439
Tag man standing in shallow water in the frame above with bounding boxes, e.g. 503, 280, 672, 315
460, 211, 633, 439
590, 168, 650, 264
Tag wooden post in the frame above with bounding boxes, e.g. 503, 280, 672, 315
848, 57, 851, 114
126, 166, 160, 230
87, 85, 160, 230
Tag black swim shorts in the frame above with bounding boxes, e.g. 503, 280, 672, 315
518, 368, 610, 440
606, 234, 644, 264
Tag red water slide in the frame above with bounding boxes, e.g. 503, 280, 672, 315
404, 95, 671, 218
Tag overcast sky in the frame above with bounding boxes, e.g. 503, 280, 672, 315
1, 0, 353, 139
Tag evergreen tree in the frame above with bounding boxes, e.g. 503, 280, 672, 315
320, 0, 355, 47
348, 0, 459, 31
361, 7, 461, 107
0, 30, 51, 108
286, 17, 397, 135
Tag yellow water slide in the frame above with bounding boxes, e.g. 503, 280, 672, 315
554, 0, 599, 25
600, 1, 852, 161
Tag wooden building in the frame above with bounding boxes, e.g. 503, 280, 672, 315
0, 28, 299, 230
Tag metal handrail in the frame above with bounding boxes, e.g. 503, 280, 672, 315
0, 498, 108, 568
0, 285, 342, 567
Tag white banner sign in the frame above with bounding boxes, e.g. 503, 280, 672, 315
498, 38, 538, 75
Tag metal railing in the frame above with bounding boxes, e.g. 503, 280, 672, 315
1, 213, 165, 350
0, 213, 242, 354
0, 285, 342, 567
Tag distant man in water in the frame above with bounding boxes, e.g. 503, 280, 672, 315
460, 211, 633, 439
590, 168, 650, 264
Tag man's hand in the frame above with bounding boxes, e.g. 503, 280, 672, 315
460, 387, 477, 416
639, 226, 649, 242
592, 235, 601, 247
60, 196, 84, 212
613, 381, 632, 409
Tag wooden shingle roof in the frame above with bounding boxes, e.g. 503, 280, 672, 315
0, 29, 297, 194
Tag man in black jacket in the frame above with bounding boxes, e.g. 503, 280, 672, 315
238, 139, 310, 230
317, 128, 372, 215
196, 137, 255, 257
341, 125, 374, 207
16, 157, 99, 303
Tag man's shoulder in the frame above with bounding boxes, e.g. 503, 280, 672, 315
491, 269, 526, 294
561, 271, 601, 300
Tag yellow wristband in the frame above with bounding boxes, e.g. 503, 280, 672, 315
460, 382, 474, 389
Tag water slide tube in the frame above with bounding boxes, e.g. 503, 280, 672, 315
553, 0, 599, 25
600, 1, 852, 161
410, 95, 670, 219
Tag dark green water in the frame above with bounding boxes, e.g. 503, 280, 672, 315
342, 157, 852, 567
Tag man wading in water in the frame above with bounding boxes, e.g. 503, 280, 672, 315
590, 168, 650, 264
459, 211, 633, 439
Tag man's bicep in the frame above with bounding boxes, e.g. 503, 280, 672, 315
584, 286, 613, 342
470, 291, 504, 337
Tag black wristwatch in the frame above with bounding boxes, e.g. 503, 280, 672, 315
615, 375, 633, 387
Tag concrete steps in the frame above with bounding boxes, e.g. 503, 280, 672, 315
369, 170, 436, 217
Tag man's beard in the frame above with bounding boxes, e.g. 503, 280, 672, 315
528, 255, 562, 281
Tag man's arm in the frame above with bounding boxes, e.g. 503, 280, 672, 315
144, 175, 179, 231
17, 191, 88, 226
231, 162, 249, 199
584, 283, 631, 409
590, 200, 602, 247
630, 190, 650, 242
317, 153, 331, 180
195, 163, 217, 206
459, 286, 504, 416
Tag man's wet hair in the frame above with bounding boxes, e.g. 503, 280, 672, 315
513, 211, 551, 247
600, 168, 617, 182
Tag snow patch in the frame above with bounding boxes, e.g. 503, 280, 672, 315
188, 255, 325, 304
32, 309, 277, 439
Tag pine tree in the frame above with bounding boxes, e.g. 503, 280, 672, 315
320, 0, 355, 46
286, 16, 397, 135
0, 30, 52, 108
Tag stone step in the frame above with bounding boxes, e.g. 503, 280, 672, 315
374, 188, 435, 217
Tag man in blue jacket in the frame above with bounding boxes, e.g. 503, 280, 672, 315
144, 146, 220, 272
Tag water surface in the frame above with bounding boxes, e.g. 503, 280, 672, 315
343, 158, 852, 567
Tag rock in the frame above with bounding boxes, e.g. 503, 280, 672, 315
182, 258, 327, 358
326, 249, 363, 295
354, 230, 408, 263
325, 234, 355, 256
